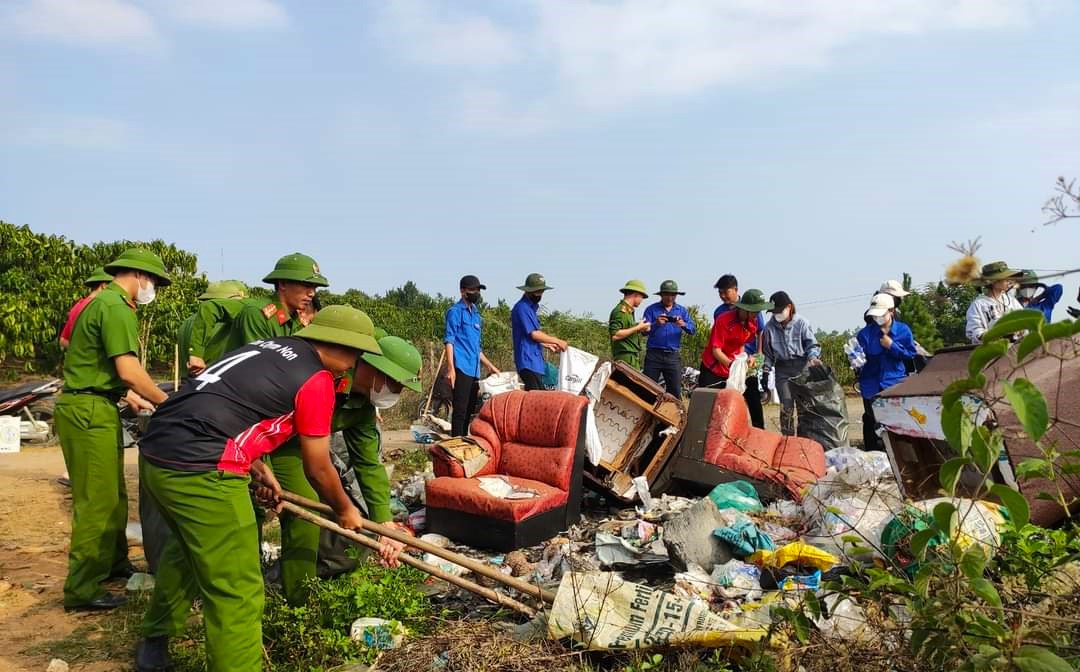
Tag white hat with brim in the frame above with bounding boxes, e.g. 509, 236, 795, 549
866, 293, 895, 318
878, 280, 910, 297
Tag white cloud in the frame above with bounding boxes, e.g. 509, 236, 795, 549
375, 0, 1050, 132
8, 0, 162, 50
4, 114, 136, 150
161, 0, 288, 30
375, 0, 520, 68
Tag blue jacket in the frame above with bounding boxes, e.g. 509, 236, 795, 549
857, 319, 916, 398
1026, 284, 1063, 323
642, 302, 696, 351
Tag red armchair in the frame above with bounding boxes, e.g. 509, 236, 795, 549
668, 388, 825, 501
425, 390, 589, 551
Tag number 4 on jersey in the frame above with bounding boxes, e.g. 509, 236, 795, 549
194, 351, 262, 390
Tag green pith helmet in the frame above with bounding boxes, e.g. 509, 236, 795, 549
655, 279, 684, 296
83, 267, 113, 287
517, 273, 553, 292
361, 335, 422, 393
199, 280, 248, 300
620, 279, 648, 297
373, 326, 388, 340
262, 253, 329, 287
979, 261, 1022, 283
1018, 269, 1040, 287
734, 289, 773, 312
103, 248, 173, 286
295, 305, 380, 354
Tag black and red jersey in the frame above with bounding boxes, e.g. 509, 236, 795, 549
140, 337, 336, 475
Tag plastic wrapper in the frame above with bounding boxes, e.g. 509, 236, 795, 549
788, 364, 849, 449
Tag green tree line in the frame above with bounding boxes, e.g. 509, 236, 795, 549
1, 221, 977, 390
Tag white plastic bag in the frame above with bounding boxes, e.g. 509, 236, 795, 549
583, 362, 613, 465
727, 353, 749, 393
558, 347, 599, 395
479, 371, 522, 401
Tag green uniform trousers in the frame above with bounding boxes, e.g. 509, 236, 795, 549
140, 459, 264, 672
54, 393, 129, 607
262, 441, 321, 606
613, 351, 642, 370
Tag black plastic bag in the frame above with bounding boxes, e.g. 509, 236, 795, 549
788, 364, 849, 448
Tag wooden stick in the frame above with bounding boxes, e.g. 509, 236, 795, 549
173, 343, 180, 390
422, 348, 446, 419
279, 500, 537, 617
279, 490, 556, 605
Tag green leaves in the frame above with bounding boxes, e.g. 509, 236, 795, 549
1013, 645, 1075, 672
958, 544, 987, 580
990, 483, 1030, 530
911, 528, 940, 560
1002, 379, 1050, 441
932, 501, 957, 536
940, 457, 971, 495
968, 339, 1009, 377
981, 309, 1044, 342
969, 577, 1002, 610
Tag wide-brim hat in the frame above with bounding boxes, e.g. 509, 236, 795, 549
104, 248, 173, 286
296, 305, 381, 354
361, 335, 422, 393
980, 261, 1022, 283
263, 252, 329, 287
655, 279, 685, 295
517, 273, 552, 292
1017, 269, 1040, 287
83, 267, 113, 287
733, 288, 773, 312
619, 279, 648, 297
199, 280, 247, 300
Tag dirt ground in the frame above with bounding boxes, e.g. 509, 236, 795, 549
0, 399, 864, 671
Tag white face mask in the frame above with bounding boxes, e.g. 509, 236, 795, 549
772, 307, 791, 323
873, 315, 889, 327
368, 377, 401, 409
135, 277, 157, 305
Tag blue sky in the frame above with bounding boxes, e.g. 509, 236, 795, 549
2, 0, 1079, 332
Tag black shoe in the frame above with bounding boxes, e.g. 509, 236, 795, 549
135, 635, 171, 672
64, 593, 128, 612
109, 563, 138, 580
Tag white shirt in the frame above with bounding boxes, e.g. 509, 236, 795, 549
965, 292, 1022, 344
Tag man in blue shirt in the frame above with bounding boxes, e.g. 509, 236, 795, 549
712, 274, 767, 428
1017, 270, 1063, 323
511, 273, 567, 390
444, 275, 500, 436
642, 280, 696, 397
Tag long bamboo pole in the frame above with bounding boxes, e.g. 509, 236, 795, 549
279, 490, 556, 605
278, 500, 537, 617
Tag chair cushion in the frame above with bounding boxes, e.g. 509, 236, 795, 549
703, 389, 755, 465
425, 475, 569, 523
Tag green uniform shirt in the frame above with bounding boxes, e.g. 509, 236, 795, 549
177, 315, 195, 379
182, 298, 246, 370
228, 297, 302, 351
608, 300, 643, 366
332, 395, 391, 523
62, 282, 140, 393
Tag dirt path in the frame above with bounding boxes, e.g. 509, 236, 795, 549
0, 443, 139, 671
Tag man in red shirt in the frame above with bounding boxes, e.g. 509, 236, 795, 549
134, 305, 380, 672
58, 267, 113, 349
699, 289, 774, 389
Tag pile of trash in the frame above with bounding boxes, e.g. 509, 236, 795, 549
384, 430, 1011, 655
